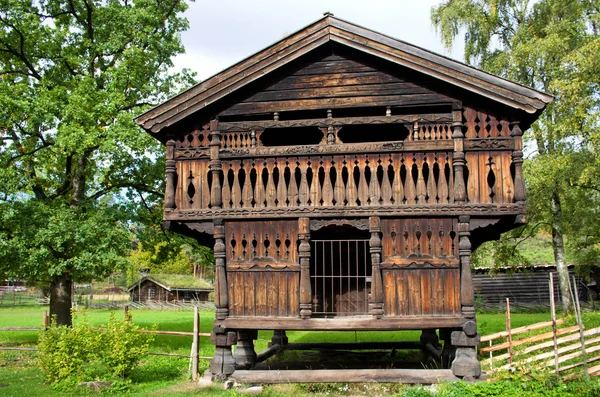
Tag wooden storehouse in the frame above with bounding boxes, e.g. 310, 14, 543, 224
127, 274, 213, 303
135, 14, 551, 382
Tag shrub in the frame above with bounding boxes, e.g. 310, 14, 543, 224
38, 311, 153, 389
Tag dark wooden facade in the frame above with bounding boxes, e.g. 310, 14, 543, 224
127, 277, 212, 303
136, 14, 551, 381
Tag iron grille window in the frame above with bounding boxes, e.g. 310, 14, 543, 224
310, 239, 371, 317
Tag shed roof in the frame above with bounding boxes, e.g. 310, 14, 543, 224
136, 14, 552, 135
127, 274, 213, 292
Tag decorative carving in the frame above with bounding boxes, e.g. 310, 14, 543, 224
166, 203, 523, 221
309, 219, 370, 231
464, 138, 513, 150
218, 114, 453, 131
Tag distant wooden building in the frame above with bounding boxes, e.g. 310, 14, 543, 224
127, 274, 213, 302
135, 14, 551, 382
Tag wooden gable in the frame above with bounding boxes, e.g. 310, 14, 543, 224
218, 47, 456, 118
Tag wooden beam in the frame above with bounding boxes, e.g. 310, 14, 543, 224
231, 369, 460, 384
217, 316, 466, 331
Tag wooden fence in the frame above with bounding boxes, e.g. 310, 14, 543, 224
480, 275, 600, 378
0, 307, 212, 381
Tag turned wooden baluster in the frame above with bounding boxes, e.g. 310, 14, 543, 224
299, 217, 312, 319
298, 160, 309, 207
425, 153, 437, 204
276, 161, 287, 207
221, 162, 231, 209
309, 158, 321, 206
459, 215, 475, 319
321, 158, 333, 206
287, 161, 299, 207
164, 139, 177, 210
253, 160, 266, 208
231, 160, 242, 208
357, 157, 369, 206
241, 160, 253, 208
404, 155, 416, 204
368, 157, 381, 206
436, 153, 449, 204
415, 154, 426, 204
391, 153, 405, 205
333, 156, 345, 206
381, 157, 393, 206
345, 158, 358, 206
265, 158, 276, 207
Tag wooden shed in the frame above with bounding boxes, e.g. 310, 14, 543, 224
127, 274, 213, 303
135, 14, 551, 382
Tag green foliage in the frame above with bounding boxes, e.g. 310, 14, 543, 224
0, 0, 195, 323
38, 311, 153, 390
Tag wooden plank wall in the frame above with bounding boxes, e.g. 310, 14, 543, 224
219, 51, 455, 117
225, 220, 300, 317
380, 218, 460, 317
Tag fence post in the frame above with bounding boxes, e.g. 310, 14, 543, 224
506, 298, 512, 366
123, 305, 129, 321
192, 306, 199, 381
572, 276, 588, 378
549, 273, 559, 376
43, 310, 49, 329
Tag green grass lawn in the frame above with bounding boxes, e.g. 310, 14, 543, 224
0, 306, 598, 396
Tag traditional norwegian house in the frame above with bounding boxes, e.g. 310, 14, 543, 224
135, 14, 551, 382
127, 274, 213, 303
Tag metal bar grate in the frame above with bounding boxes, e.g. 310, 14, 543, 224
310, 239, 371, 317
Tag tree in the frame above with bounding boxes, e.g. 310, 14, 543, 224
431, 0, 600, 312
0, 0, 194, 325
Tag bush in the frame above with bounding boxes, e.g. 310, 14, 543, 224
38, 311, 153, 389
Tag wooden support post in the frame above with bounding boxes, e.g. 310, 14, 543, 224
192, 306, 200, 380
572, 276, 589, 378
214, 220, 228, 320
164, 139, 177, 210
235, 329, 258, 370
549, 273, 559, 376
298, 217, 312, 319
510, 121, 525, 205
210, 327, 237, 379
123, 305, 129, 321
369, 216, 384, 317
506, 298, 513, 366
271, 330, 288, 347
458, 215, 474, 319
209, 119, 222, 209
452, 105, 466, 203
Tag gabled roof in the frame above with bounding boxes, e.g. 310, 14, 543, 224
136, 14, 553, 134
126, 274, 213, 292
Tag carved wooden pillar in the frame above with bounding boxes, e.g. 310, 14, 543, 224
210, 326, 236, 378
298, 217, 312, 319
164, 139, 177, 210
369, 216, 384, 317
511, 121, 525, 205
209, 120, 222, 209
458, 215, 474, 319
214, 220, 228, 320
450, 214, 481, 379
452, 106, 467, 203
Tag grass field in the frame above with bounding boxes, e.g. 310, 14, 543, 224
0, 306, 597, 396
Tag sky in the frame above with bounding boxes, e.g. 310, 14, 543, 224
172, 0, 466, 81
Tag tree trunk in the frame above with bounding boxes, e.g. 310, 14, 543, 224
49, 274, 73, 326
551, 191, 571, 313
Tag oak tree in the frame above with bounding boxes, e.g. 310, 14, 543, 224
0, 0, 193, 325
